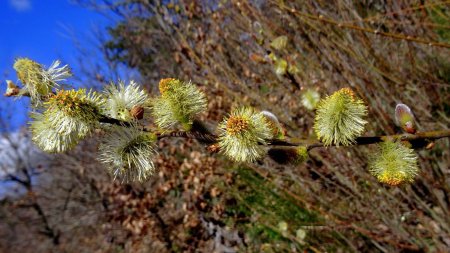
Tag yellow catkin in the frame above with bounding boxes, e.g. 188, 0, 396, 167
158, 78, 178, 95
47, 90, 88, 116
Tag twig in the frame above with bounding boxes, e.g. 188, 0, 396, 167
6, 91, 450, 150
153, 129, 450, 151
156, 131, 217, 144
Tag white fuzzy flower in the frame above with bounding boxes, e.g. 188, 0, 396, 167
314, 88, 367, 146
29, 89, 103, 153
98, 126, 158, 182
103, 80, 150, 121
218, 107, 273, 162
30, 112, 80, 153
369, 141, 419, 185
43, 60, 72, 85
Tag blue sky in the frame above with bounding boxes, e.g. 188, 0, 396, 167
0, 0, 112, 131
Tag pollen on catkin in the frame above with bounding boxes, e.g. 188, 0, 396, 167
314, 88, 367, 146
158, 78, 180, 96
218, 107, 273, 162
369, 141, 419, 186
30, 112, 80, 153
30, 89, 103, 153
103, 80, 150, 121
151, 78, 207, 130
98, 126, 158, 182
4, 80, 20, 96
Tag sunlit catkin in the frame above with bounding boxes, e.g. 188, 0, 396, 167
314, 88, 367, 146
103, 80, 150, 121
369, 141, 419, 186
14, 58, 71, 105
30, 89, 103, 152
218, 107, 273, 162
151, 78, 207, 130
98, 126, 158, 182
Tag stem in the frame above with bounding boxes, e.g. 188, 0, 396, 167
6, 92, 450, 150
304, 130, 450, 150
152, 129, 450, 151
97, 112, 450, 149
156, 131, 217, 144
99, 115, 133, 126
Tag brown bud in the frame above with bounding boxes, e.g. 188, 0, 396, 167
4, 87, 20, 97
130, 106, 144, 120
404, 121, 416, 134
4, 80, 20, 97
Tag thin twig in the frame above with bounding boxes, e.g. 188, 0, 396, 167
156, 131, 217, 144
153, 129, 450, 151
281, 3, 450, 49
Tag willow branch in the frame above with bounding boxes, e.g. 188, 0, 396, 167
6, 92, 450, 150
152, 129, 450, 151
303, 130, 450, 150
156, 131, 217, 144
91, 113, 450, 149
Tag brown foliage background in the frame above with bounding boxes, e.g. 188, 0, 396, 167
1, 0, 450, 252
